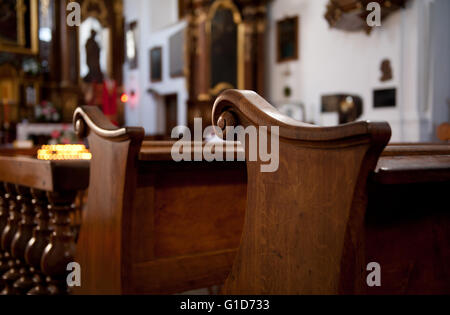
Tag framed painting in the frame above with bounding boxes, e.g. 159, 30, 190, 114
150, 47, 162, 82
169, 29, 184, 78
277, 16, 299, 63
207, 0, 244, 95
0, 0, 39, 54
374, 88, 397, 108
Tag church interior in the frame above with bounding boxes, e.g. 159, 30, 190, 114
0, 0, 449, 297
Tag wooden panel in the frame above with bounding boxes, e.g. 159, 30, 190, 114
366, 214, 450, 295
152, 163, 246, 259
366, 181, 450, 294
131, 249, 236, 294
130, 185, 156, 263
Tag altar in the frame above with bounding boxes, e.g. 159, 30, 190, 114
16, 123, 75, 145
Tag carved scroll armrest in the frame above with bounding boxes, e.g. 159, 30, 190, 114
212, 89, 391, 143
73, 106, 144, 142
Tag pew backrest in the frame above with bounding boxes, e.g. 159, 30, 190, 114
212, 90, 392, 294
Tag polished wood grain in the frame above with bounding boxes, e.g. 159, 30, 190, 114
0, 157, 89, 192
73, 106, 144, 295
365, 178, 450, 294
213, 90, 391, 294
382, 144, 450, 156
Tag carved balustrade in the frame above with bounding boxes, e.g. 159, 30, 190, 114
0, 154, 89, 295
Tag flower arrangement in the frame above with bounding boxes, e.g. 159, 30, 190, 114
22, 58, 42, 76
49, 125, 79, 145
35, 101, 61, 123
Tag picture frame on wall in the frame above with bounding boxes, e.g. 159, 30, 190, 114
169, 29, 185, 78
150, 47, 162, 82
374, 88, 397, 108
0, 0, 39, 55
126, 21, 138, 69
276, 16, 299, 63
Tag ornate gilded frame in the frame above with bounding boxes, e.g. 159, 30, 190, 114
78, 0, 117, 80
206, 0, 245, 96
0, 0, 39, 55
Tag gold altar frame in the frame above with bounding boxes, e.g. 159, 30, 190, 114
79, 0, 113, 79
206, 0, 245, 96
0, 0, 39, 55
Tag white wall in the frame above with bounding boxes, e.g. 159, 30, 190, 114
123, 0, 186, 135
266, 0, 438, 142
144, 21, 188, 134
123, 0, 447, 141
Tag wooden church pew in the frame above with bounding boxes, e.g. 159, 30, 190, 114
212, 89, 450, 295
73, 106, 247, 294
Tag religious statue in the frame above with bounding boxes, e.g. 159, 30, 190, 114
84, 29, 103, 83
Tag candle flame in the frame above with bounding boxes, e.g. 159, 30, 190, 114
37, 145, 92, 161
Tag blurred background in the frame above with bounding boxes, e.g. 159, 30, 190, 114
0, 0, 449, 148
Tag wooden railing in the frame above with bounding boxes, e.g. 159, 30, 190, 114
0, 153, 88, 295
